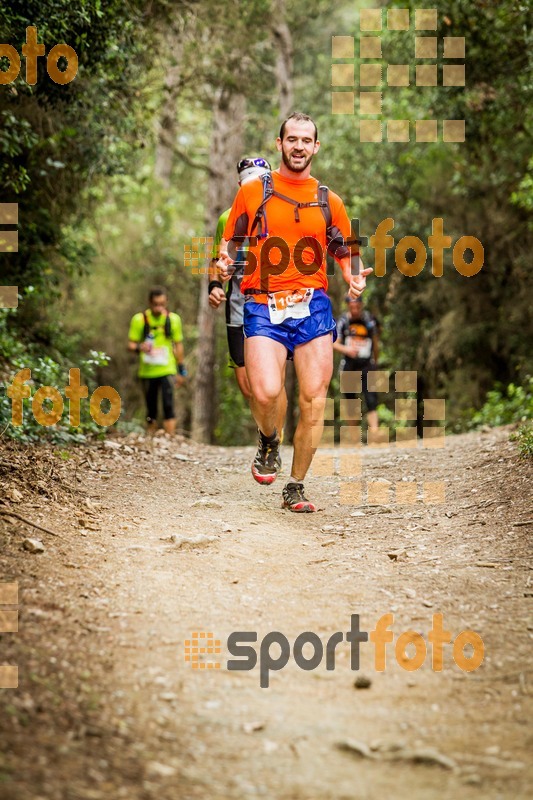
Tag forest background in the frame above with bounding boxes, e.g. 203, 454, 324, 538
1, 0, 531, 446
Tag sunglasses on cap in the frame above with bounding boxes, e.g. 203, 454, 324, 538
237, 157, 271, 174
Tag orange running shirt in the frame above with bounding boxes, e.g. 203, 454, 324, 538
223, 171, 352, 299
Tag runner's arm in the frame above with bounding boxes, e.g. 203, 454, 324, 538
333, 340, 357, 356
328, 194, 373, 298
209, 211, 231, 305
216, 239, 235, 280
128, 315, 150, 353
128, 339, 151, 353
338, 255, 373, 298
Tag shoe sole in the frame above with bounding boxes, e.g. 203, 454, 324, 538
282, 501, 316, 513
251, 465, 278, 485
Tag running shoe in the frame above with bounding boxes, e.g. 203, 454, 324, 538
251, 430, 281, 484
281, 482, 316, 512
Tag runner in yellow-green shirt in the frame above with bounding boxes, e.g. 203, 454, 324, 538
128, 286, 186, 435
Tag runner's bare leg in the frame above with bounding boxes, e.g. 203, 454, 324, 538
291, 333, 333, 480
235, 366, 252, 400
245, 336, 287, 438
277, 371, 288, 437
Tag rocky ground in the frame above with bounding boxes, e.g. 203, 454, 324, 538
0, 426, 531, 799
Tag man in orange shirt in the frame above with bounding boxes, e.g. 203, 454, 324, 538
218, 112, 372, 512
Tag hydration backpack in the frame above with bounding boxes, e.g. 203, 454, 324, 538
250, 173, 360, 260
143, 310, 171, 339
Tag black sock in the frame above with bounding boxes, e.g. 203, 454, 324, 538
260, 428, 278, 443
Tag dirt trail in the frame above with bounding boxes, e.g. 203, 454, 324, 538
0, 428, 531, 799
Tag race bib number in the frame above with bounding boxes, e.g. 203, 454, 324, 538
143, 346, 170, 366
346, 335, 372, 360
267, 288, 314, 324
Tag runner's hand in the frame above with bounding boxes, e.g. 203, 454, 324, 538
216, 252, 235, 281
347, 267, 373, 299
174, 375, 186, 388
346, 345, 359, 359
209, 287, 226, 309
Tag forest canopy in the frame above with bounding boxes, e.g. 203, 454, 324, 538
1, 0, 532, 443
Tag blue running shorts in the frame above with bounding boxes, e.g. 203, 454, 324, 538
243, 289, 337, 356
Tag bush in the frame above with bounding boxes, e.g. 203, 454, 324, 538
0, 309, 113, 444
510, 424, 533, 459
469, 377, 533, 429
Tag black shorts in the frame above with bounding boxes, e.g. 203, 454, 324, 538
142, 375, 175, 421
226, 325, 245, 368
227, 324, 294, 367
341, 363, 378, 413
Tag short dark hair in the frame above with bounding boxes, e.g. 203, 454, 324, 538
279, 112, 318, 142
149, 286, 167, 301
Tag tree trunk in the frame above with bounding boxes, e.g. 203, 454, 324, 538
191, 88, 246, 443
272, 0, 294, 119
154, 34, 183, 188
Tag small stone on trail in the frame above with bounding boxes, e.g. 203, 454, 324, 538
354, 675, 372, 689
243, 721, 265, 733
23, 537, 44, 553
145, 761, 177, 779
387, 549, 407, 561
337, 739, 374, 759
191, 498, 223, 509
169, 533, 217, 547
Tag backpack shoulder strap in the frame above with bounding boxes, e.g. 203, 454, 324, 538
251, 172, 274, 238
164, 310, 171, 338
143, 311, 150, 338
252, 175, 334, 233
318, 184, 333, 243
318, 185, 332, 230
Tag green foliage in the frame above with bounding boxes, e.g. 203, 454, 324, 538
214, 364, 255, 446
510, 424, 533, 459
0, 309, 113, 443
469, 378, 533, 429
0, 0, 156, 344
306, 0, 533, 429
